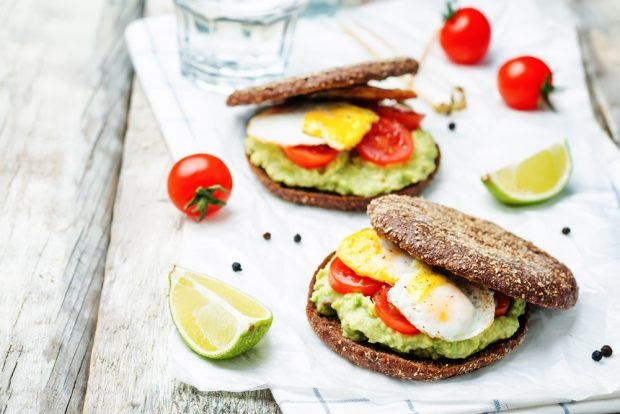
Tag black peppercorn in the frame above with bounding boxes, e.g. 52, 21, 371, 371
263, 232, 271, 240
592, 350, 603, 361
562, 227, 570, 235
601, 345, 613, 358
294, 234, 302, 243
448, 122, 456, 131
232, 262, 242, 272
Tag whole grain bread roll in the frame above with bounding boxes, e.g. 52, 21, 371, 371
226, 57, 418, 106
246, 148, 440, 212
368, 195, 578, 309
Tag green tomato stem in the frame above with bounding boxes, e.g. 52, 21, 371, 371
184, 185, 229, 221
540, 74, 556, 111
443, 1, 457, 21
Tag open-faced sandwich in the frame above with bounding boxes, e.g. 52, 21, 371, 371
307, 195, 578, 380
226, 58, 440, 211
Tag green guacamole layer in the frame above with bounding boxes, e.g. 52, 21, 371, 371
244, 130, 439, 197
310, 260, 526, 360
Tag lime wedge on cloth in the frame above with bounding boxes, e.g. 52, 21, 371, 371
168, 265, 273, 359
482, 141, 572, 205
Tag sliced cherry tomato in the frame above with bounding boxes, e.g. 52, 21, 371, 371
372, 104, 425, 131
373, 286, 420, 335
440, 6, 491, 65
497, 56, 554, 110
494, 291, 511, 317
356, 117, 414, 166
328, 258, 385, 296
167, 154, 233, 221
282, 145, 339, 169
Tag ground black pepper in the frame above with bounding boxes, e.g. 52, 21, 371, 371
232, 262, 242, 272
592, 350, 603, 361
294, 234, 302, 243
562, 227, 571, 235
448, 121, 456, 131
263, 232, 271, 240
601, 345, 613, 357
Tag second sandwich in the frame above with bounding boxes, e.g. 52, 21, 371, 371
307, 195, 578, 380
226, 58, 440, 211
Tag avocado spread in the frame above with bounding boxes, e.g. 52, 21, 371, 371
310, 260, 526, 360
245, 130, 438, 197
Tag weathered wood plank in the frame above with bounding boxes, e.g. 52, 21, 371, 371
0, 0, 142, 413
569, 0, 620, 145
83, 0, 278, 410
83, 80, 280, 413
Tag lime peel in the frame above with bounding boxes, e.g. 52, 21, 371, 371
168, 265, 273, 360
482, 140, 572, 206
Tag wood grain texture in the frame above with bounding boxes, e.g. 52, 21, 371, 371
0, 0, 142, 413
80, 0, 620, 413
83, 0, 277, 410
569, 0, 620, 145
83, 81, 280, 413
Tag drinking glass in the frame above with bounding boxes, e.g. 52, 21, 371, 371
174, 0, 307, 92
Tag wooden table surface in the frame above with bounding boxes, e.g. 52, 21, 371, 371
0, 0, 618, 413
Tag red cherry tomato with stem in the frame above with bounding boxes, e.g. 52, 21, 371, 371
283, 145, 339, 169
356, 117, 414, 166
497, 56, 555, 111
373, 286, 420, 335
494, 291, 511, 318
372, 104, 425, 131
440, 5, 491, 65
167, 154, 233, 221
328, 258, 386, 296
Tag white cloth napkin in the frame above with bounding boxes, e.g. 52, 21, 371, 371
125, 1, 620, 412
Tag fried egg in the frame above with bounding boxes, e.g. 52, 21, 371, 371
335, 228, 496, 341
388, 264, 495, 341
336, 228, 415, 285
246, 103, 378, 150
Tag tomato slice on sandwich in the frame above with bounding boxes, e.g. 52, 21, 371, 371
283, 145, 339, 169
493, 291, 511, 317
356, 117, 414, 166
373, 104, 424, 131
373, 286, 420, 335
328, 258, 385, 296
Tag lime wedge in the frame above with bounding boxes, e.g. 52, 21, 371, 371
481, 141, 572, 205
168, 266, 273, 359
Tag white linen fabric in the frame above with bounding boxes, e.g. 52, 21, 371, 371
125, 1, 620, 412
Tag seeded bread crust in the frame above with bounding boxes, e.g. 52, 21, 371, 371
226, 57, 418, 106
368, 195, 578, 309
246, 147, 440, 211
306, 253, 530, 381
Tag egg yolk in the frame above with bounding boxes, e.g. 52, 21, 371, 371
302, 104, 378, 150
336, 228, 417, 285
406, 263, 451, 302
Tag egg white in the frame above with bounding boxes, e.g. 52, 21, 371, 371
247, 104, 325, 147
388, 270, 495, 341
246, 102, 378, 151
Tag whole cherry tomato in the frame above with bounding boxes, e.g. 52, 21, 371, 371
497, 56, 555, 110
167, 154, 233, 221
440, 5, 491, 65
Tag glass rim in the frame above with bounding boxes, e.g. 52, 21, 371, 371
173, 0, 308, 19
